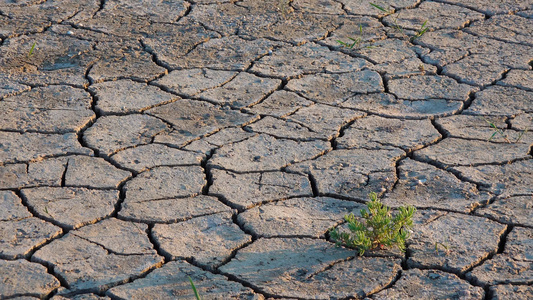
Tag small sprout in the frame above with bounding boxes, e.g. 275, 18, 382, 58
188, 276, 201, 300
370, 3, 390, 13
435, 240, 451, 255
337, 24, 366, 49
411, 20, 430, 41
483, 117, 527, 143
28, 42, 36, 58
329, 192, 416, 256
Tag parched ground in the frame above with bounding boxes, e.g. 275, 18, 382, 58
1, 0, 532, 299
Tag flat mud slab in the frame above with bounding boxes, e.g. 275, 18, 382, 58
0, 0, 532, 299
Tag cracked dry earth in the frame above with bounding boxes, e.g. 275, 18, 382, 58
0, 0, 532, 299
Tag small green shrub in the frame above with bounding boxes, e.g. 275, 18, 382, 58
329, 192, 416, 256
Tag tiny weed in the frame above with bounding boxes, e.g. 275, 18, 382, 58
411, 20, 429, 41
28, 42, 36, 58
483, 117, 528, 143
337, 24, 375, 49
329, 192, 416, 256
188, 276, 201, 300
434, 241, 451, 255
369, 3, 390, 13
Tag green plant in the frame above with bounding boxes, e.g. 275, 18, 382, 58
434, 240, 451, 255
483, 117, 528, 143
28, 42, 36, 58
329, 192, 416, 256
411, 20, 429, 41
370, 3, 405, 35
188, 276, 201, 300
337, 24, 364, 49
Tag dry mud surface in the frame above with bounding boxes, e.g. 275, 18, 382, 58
1, 0, 532, 299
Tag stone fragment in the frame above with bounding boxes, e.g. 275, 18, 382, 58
209, 170, 312, 210
149, 100, 258, 147
32, 218, 163, 293
292, 0, 344, 14
198, 72, 281, 108
153, 68, 237, 97
189, 1, 342, 44
77, 0, 189, 36
141, 21, 220, 70
407, 211, 506, 273
436, 0, 531, 15
0, 0, 98, 38
466, 14, 532, 46
359, 39, 436, 79
245, 90, 313, 117
119, 195, 231, 223
476, 195, 533, 227
413, 138, 531, 167
0, 31, 95, 87
337, 116, 440, 151
319, 15, 386, 48
184, 127, 256, 155
208, 134, 329, 172
0, 158, 66, 189
21, 187, 119, 230
341, 93, 463, 118
244, 116, 324, 140
0, 259, 60, 298
0, 132, 91, 164
452, 160, 533, 196
220, 238, 401, 299
106, 260, 260, 299
83, 114, 170, 158
0, 85, 94, 133
389, 75, 476, 101
416, 30, 533, 86
0, 77, 30, 99
124, 166, 205, 202
372, 269, 484, 300
383, 158, 491, 213
164, 35, 282, 71
498, 70, 533, 91
238, 197, 365, 238
110, 144, 203, 172
88, 45, 167, 83
0, 217, 62, 259
152, 212, 251, 269
286, 104, 365, 135
250, 42, 368, 79
383, 1, 484, 30
64, 156, 131, 188
287, 148, 404, 199
338, 0, 419, 17
435, 115, 524, 142
0, 190, 32, 221
286, 70, 384, 105
466, 227, 533, 285
489, 284, 533, 300
512, 113, 533, 131
89, 80, 179, 115
466, 86, 533, 116
53, 294, 110, 300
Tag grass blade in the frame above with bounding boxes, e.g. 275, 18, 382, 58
28, 42, 36, 57
370, 3, 388, 12
188, 276, 201, 300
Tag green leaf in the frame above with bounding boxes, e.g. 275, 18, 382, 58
188, 276, 202, 300
370, 3, 388, 12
